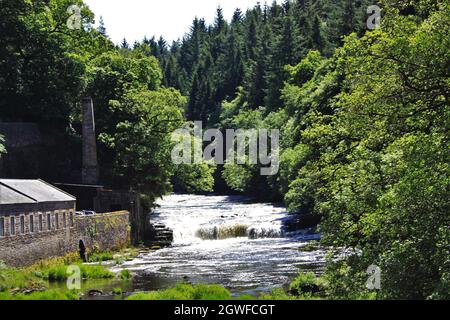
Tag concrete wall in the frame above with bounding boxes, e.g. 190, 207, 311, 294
0, 211, 130, 267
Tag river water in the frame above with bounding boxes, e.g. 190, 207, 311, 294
112, 194, 326, 296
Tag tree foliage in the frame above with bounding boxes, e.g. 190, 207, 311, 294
0, 0, 448, 299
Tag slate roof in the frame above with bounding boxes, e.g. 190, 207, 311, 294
0, 179, 76, 205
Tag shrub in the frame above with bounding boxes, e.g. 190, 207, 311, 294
289, 272, 327, 297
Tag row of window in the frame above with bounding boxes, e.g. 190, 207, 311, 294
0, 211, 74, 237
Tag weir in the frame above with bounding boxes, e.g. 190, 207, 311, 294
115, 194, 324, 294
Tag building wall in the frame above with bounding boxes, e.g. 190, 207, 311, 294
0, 209, 130, 267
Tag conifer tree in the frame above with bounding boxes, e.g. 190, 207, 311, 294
97, 15, 108, 38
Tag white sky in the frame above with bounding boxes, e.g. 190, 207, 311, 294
84, 0, 282, 45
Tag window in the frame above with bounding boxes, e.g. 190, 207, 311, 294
30, 215, 34, 233
69, 212, 74, 227
20, 215, 25, 234
47, 213, 52, 231
10, 216, 15, 235
0, 217, 4, 237
39, 214, 43, 232
55, 212, 59, 229
63, 212, 67, 228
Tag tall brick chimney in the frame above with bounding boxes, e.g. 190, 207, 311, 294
82, 97, 99, 185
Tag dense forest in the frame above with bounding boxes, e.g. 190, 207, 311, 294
0, 0, 448, 299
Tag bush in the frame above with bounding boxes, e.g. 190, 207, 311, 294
289, 272, 327, 297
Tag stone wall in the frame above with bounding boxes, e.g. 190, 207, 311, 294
75, 211, 130, 254
0, 211, 130, 267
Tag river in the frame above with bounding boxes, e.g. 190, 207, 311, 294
109, 194, 326, 297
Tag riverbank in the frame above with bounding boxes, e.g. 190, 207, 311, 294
0, 253, 331, 301
0, 248, 137, 300
1, 246, 379, 300
1, 195, 331, 300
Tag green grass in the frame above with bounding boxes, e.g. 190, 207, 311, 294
258, 288, 298, 300
42, 264, 114, 281
119, 269, 132, 280
127, 283, 232, 300
125, 275, 331, 301
0, 289, 79, 300
0, 249, 139, 300
112, 287, 123, 295
88, 251, 114, 263
1, 253, 115, 301
0, 266, 45, 292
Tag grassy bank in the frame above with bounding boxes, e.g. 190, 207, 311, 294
0, 249, 138, 300
125, 272, 377, 301
125, 273, 335, 301
2, 253, 374, 300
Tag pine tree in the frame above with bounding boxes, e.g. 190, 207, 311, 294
231, 8, 243, 24
311, 15, 325, 52
97, 16, 108, 38
121, 38, 129, 49
340, 0, 356, 37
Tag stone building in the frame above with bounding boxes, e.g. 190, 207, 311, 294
0, 179, 130, 267
0, 179, 76, 239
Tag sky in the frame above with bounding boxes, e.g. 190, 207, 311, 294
84, 0, 282, 45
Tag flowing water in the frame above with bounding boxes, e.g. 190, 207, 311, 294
111, 194, 326, 296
